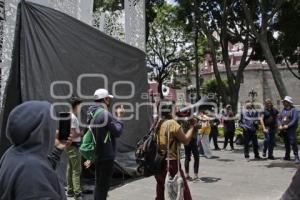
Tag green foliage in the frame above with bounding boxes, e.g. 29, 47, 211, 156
275, 0, 300, 65
202, 79, 229, 104
93, 0, 123, 11
147, 3, 194, 88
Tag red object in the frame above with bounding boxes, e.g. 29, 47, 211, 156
154, 160, 192, 200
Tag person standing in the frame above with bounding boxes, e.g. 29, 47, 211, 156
223, 105, 236, 151
155, 101, 195, 200
209, 115, 220, 150
199, 112, 213, 159
0, 101, 71, 200
66, 97, 83, 200
239, 100, 261, 161
179, 118, 200, 181
260, 99, 279, 160
278, 96, 299, 164
86, 89, 125, 200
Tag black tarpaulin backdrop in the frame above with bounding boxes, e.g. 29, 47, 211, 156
0, 1, 150, 174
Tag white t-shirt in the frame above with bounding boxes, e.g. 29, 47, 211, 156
71, 113, 81, 142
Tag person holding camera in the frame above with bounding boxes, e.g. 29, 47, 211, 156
0, 101, 72, 200
239, 100, 261, 161
278, 96, 299, 164
155, 101, 195, 200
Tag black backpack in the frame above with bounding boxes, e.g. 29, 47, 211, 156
135, 118, 166, 177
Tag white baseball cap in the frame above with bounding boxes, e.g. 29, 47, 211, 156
282, 96, 294, 104
94, 89, 114, 100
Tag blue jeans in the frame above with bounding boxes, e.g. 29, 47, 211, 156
283, 129, 299, 159
263, 128, 276, 157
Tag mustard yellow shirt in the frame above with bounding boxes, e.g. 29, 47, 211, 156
157, 119, 181, 160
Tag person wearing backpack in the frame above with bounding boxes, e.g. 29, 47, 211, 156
278, 96, 299, 164
85, 88, 125, 200
155, 101, 195, 200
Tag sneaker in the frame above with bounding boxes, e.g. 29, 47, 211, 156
74, 193, 83, 200
245, 157, 250, 162
67, 191, 74, 197
193, 175, 199, 181
268, 156, 275, 160
214, 148, 221, 151
186, 175, 193, 181
283, 157, 291, 161
255, 156, 262, 160
295, 157, 300, 164
262, 152, 266, 158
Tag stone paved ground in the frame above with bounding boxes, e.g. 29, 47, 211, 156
107, 145, 298, 200
72, 143, 299, 200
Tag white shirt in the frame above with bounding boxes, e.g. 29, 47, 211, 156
71, 113, 81, 142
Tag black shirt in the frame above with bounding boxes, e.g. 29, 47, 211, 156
262, 108, 279, 128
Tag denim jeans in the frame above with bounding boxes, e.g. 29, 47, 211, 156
263, 128, 276, 157
283, 130, 299, 159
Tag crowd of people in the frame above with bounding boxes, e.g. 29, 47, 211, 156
0, 87, 299, 200
154, 95, 299, 200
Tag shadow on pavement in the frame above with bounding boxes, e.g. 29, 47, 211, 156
265, 161, 299, 169
217, 158, 235, 162
200, 177, 222, 183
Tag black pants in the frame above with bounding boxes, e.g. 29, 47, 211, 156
243, 130, 259, 158
184, 139, 199, 174
283, 130, 299, 159
223, 130, 235, 150
94, 160, 114, 200
209, 128, 219, 149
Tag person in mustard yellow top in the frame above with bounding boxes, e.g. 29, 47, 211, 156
199, 111, 213, 158
155, 101, 196, 200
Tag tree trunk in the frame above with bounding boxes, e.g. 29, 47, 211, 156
259, 35, 288, 99
194, 30, 200, 100
157, 80, 164, 100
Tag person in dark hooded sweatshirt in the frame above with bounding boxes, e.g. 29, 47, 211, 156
0, 101, 71, 200
281, 167, 300, 200
84, 88, 125, 200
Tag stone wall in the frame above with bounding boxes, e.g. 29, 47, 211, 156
184, 67, 300, 110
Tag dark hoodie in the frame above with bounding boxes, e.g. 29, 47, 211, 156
0, 101, 66, 200
87, 105, 124, 161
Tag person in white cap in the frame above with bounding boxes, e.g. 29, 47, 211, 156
85, 88, 125, 200
278, 96, 299, 164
